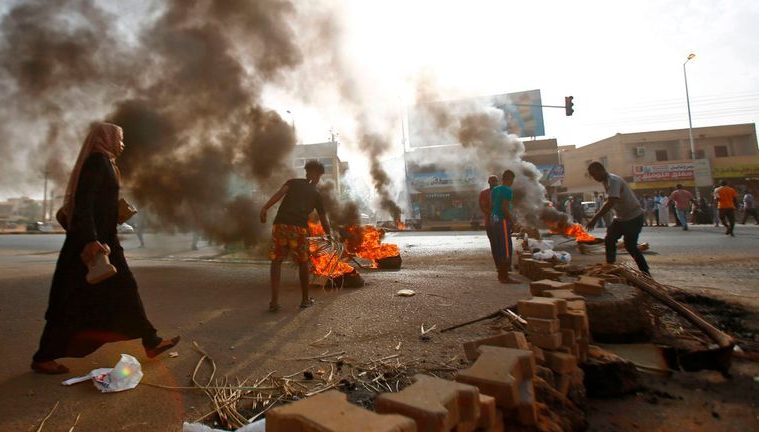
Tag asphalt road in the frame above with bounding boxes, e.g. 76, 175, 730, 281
1, 225, 758, 430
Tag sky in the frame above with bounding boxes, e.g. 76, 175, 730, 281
282, 0, 759, 148
1, 0, 758, 201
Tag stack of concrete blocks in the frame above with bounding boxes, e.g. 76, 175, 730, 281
456, 343, 538, 428
528, 279, 575, 297
266, 390, 416, 432
518, 255, 567, 281
518, 297, 588, 397
375, 374, 501, 432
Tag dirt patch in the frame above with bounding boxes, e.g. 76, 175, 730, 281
671, 291, 759, 352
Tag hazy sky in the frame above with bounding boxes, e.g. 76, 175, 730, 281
284, 0, 759, 147
1, 0, 758, 201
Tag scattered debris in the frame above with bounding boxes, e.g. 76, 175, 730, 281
68, 413, 81, 432
440, 305, 517, 332
169, 352, 179, 358
61, 354, 143, 393
35, 400, 59, 432
396, 289, 416, 297
309, 330, 333, 346
420, 324, 436, 341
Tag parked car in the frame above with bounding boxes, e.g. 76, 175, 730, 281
581, 201, 598, 219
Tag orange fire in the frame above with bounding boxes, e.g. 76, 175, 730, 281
395, 220, 407, 230
345, 225, 400, 267
552, 222, 597, 243
307, 221, 355, 277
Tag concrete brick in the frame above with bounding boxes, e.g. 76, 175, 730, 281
528, 279, 574, 296
566, 299, 587, 312
530, 344, 545, 365
516, 402, 538, 426
558, 310, 589, 338
573, 276, 606, 296
542, 289, 584, 301
538, 268, 565, 281
376, 374, 479, 432
527, 332, 563, 350
462, 332, 529, 361
459, 394, 497, 431
455, 346, 535, 412
526, 317, 560, 335
266, 390, 416, 432
518, 297, 568, 319
544, 351, 577, 374
578, 275, 606, 287
561, 329, 577, 346
519, 258, 539, 278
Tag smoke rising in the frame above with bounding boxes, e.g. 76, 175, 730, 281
0, 0, 309, 244
409, 95, 570, 228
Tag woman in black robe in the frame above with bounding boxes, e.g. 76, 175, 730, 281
31, 122, 179, 374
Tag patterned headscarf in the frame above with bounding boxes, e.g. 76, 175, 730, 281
60, 122, 123, 227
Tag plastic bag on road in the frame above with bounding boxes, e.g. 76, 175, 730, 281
532, 249, 572, 263
61, 354, 144, 393
183, 419, 266, 432
526, 238, 554, 252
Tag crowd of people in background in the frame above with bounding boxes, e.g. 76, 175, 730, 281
554, 183, 757, 229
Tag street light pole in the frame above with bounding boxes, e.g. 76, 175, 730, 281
683, 53, 696, 159
683, 53, 699, 199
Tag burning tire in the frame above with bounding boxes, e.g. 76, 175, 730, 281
325, 271, 365, 288
377, 255, 402, 270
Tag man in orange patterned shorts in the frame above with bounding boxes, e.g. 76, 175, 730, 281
260, 160, 332, 312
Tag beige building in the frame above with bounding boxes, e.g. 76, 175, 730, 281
561, 123, 758, 198
291, 140, 348, 196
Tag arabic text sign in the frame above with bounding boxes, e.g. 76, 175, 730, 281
633, 162, 696, 183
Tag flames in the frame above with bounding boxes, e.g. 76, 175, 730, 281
345, 225, 400, 268
395, 220, 407, 230
307, 221, 400, 276
551, 222, 598, 243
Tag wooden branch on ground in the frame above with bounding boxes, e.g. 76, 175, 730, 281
617, 266, 735, 349
440, 305, 516, 333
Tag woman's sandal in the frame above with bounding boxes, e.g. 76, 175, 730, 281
31, 361, 69, 375
145, 336, 181, 359
299, 298, 315, 309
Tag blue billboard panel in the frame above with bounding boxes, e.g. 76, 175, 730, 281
408, 89, 546, 148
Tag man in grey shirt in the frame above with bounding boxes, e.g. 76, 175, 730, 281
585, 162, 649, 275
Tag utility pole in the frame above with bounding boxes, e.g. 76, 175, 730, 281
42, 169, 48, 222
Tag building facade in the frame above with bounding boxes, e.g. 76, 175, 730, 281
404, 138, 563, 229
561, 123, 758, 199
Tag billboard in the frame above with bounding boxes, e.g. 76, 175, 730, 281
633, 160, 712, 186
535, 164, 565, 186
408, 89, 546, 148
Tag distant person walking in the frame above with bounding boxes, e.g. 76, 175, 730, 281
643, 194, 656, 227
714, 180, 738, 236
594, 192, 606, 228
491, 170, 518, 283
657, 191, 670, 226
260, 160, 331, 311
669, 185, 695, 231
585, 162, 650, 275
742, 190, 759, 224
32, 122, 179, 375
479, 175, 500, 270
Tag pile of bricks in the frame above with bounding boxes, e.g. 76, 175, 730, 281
518, 295, 589, 396
266, 334, 543, 431
517, 252, 566, 282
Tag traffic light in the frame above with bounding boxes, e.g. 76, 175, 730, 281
565, 96, 574, 116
